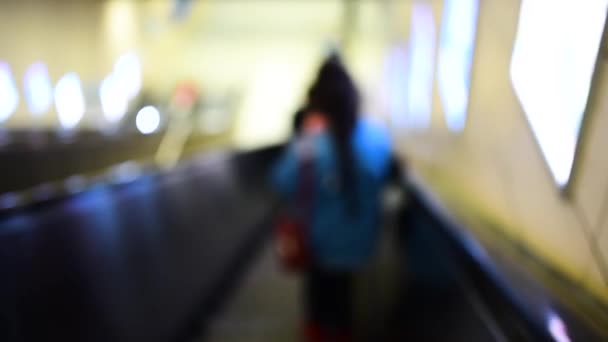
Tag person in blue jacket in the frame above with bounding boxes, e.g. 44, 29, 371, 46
272, 54, 392, 341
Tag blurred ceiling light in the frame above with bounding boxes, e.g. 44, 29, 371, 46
24, 62, 53, 116
113, 52, 142, 100
510, 0, 608, 187
99, 52, 142, 124
136, 106, 160, 134
100, 73, 128, 123
406, 3, 435, 130
0, 61, 19, 123
104, 1, 136, 53
438, 0, 479, 132
54, 73, 86, 130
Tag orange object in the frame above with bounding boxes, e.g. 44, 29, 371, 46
274, 141, 315, 273
303, 112, 329, 134
275, 216, 310, 272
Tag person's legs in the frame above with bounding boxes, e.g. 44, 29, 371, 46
303, 267, 356, 342
303, 267, 332, 342
331, 271, 354, 341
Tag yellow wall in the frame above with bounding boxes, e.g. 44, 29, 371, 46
386, 0, 608, 302
0, 1, 146, 129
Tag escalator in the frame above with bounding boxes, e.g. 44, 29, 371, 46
0, 146, 604, 341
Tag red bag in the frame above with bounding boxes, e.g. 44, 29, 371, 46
275, 216, 310, 271
275, 142, 314, 273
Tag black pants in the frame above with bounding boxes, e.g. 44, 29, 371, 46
304, 267, 354, 332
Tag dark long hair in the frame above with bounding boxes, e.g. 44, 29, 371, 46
307, 55, 359, 206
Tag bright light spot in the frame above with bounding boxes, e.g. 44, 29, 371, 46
511, 0, 608, 186
106, 1, 134, 37
547, 311, 571, 342
438, 0, 479, 132
235, 58, 301, 148
99, 52, 142, 124
110, 161, 141, 184
100, 73, 128, 123
0, 62, 19, 122
406, 4, 436, 130
114, 52, 142, 100
384, 45, 409, 128
54, 73, 86, 130
104, 1, 137, 54
24, 62, 53, 116
136, 106, 160, 134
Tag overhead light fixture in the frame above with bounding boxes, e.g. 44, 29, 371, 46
510, 0, 608, 187
438, 0, 479, 132
405, 3, 436, 130
24, 62, 53, 116
0, 61, 19, 123
55, 73, 86, 130
136, 106, 160, 134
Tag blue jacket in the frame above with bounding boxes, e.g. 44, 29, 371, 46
272, 118, 392, 270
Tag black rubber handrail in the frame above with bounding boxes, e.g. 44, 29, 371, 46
405, 178, 556, 342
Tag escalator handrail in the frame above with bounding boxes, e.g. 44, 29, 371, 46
404, 176, 556, 341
